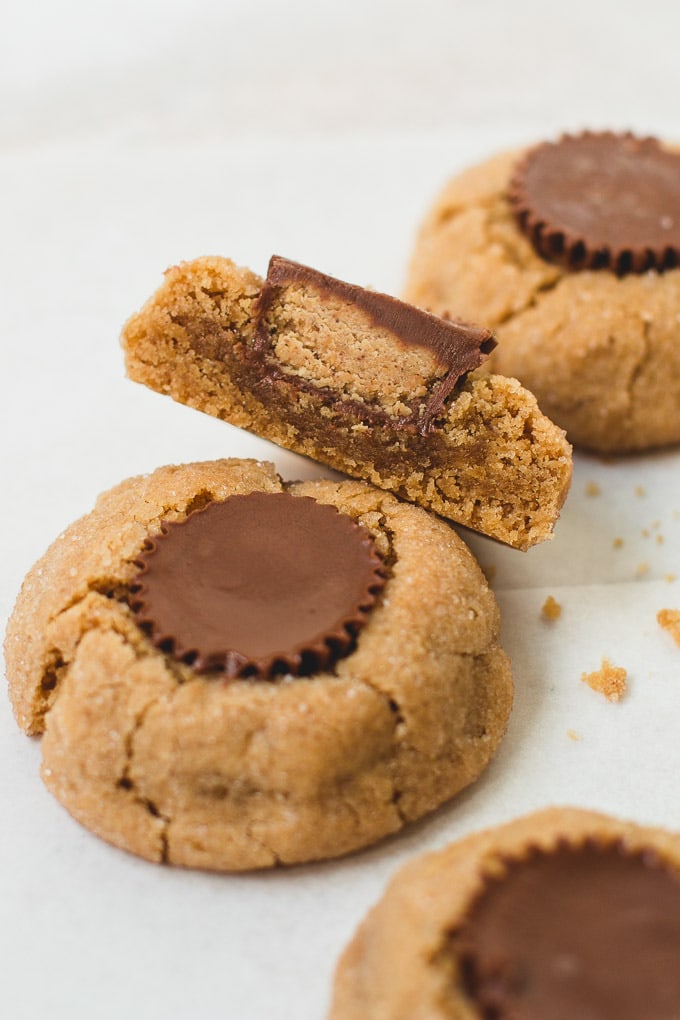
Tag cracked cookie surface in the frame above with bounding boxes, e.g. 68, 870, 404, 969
405, 149, 680, 453
4, 459, 512, 870
329, 807, 680, 1019
121, 256, 572, 550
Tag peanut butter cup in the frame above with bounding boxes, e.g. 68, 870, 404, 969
509, 131, 680, 274
453, 840, 680, 1020
132, 491, 385, 678
252, 255, 496, 435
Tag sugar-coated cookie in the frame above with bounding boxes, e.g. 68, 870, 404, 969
4, 459, 512, 870
406, 132, 680, 453
122, 255, 572, 550
330, 806, 680, 1019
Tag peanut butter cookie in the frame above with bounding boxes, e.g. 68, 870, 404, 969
4, 459, 512, 871
406, 132, 680, 453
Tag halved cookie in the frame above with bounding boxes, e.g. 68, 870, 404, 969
122, 256, 572, 550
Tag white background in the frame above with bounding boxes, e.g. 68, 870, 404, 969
2, 2, 680, 1017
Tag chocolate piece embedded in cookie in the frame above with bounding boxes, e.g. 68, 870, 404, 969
329, 808, 680, 1019
122, 256, 572, 550
252, 256, 495, 434
509, 132, 680, 274
453, 842, 680, 1020
133, 491, 384, 678
4, 459, 513, 870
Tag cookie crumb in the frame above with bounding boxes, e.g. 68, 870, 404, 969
541, 595, 562, 621
566, 729, 580, 741
635, 562, 649, 578
613, 537, 624, 549
657, 609, 680, 647
657, 534, 665, 545
635, 485, 646, 497
585, 481, 601, 497
581, 658, 628, 702
642, 528, 650, 538
666, 573, 677, 583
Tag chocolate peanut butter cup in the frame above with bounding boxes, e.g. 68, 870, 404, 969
509, 131, 680, 274
252, 256, 496, 435
452, 840, 680, 1020
132, 491, 385, 678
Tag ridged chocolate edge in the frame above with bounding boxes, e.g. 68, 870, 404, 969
130, 497, 386, 681
508, 131, 680, 275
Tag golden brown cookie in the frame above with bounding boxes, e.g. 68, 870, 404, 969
4, 459, 512, 871
121, 255, 572, 550
330, 806, 680, 1019
405, 132, 680, 453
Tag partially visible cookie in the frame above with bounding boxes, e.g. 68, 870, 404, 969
405, 132, 680, 453
330, 807, 680, 1019
121, 255, 572, 550
4, 459, 512, 870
